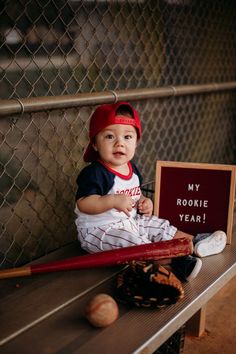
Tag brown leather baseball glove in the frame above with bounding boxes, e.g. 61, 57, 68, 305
115, 261, 184, 308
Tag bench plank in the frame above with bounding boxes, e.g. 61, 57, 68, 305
0, 243, 122, 342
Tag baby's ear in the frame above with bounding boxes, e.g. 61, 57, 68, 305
92, 143, 98, 151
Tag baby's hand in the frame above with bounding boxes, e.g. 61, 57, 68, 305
138, 197, 153, 216
113, 195, 133, 217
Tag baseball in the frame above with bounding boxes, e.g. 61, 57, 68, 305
85, 293, 119, 328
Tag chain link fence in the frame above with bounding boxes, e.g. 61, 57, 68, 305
1, 0, 236, 98
1, 0, 236, 268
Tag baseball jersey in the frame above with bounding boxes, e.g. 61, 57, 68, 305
75, 160, 143, 228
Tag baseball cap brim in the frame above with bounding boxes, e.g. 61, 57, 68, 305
83, 142, 99, 163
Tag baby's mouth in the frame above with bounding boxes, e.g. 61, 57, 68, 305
113, 151, 125, 156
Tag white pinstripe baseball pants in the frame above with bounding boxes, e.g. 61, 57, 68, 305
77, 215, 177, 253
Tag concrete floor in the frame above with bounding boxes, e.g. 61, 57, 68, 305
183, 275, 236, 354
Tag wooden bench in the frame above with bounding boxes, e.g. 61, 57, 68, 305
1, 217, 236, 354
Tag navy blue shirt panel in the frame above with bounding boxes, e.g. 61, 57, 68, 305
75, 161, 143, 201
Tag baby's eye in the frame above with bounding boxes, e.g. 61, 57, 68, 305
125, 135, 133, 139
105, 134, 114, 139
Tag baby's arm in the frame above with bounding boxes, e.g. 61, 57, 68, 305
77, 194, 133, 217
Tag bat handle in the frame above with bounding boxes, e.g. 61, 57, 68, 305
0, 266, 31, 279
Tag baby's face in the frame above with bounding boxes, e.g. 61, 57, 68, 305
93, 123, 137, 170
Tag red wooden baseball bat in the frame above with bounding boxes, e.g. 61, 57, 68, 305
0, 238, 193, 279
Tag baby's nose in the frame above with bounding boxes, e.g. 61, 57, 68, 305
115, 137, 124, 146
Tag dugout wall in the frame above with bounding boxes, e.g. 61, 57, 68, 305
0, 0, 236, 268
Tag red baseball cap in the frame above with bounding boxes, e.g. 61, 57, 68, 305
83, 101, 142, 162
